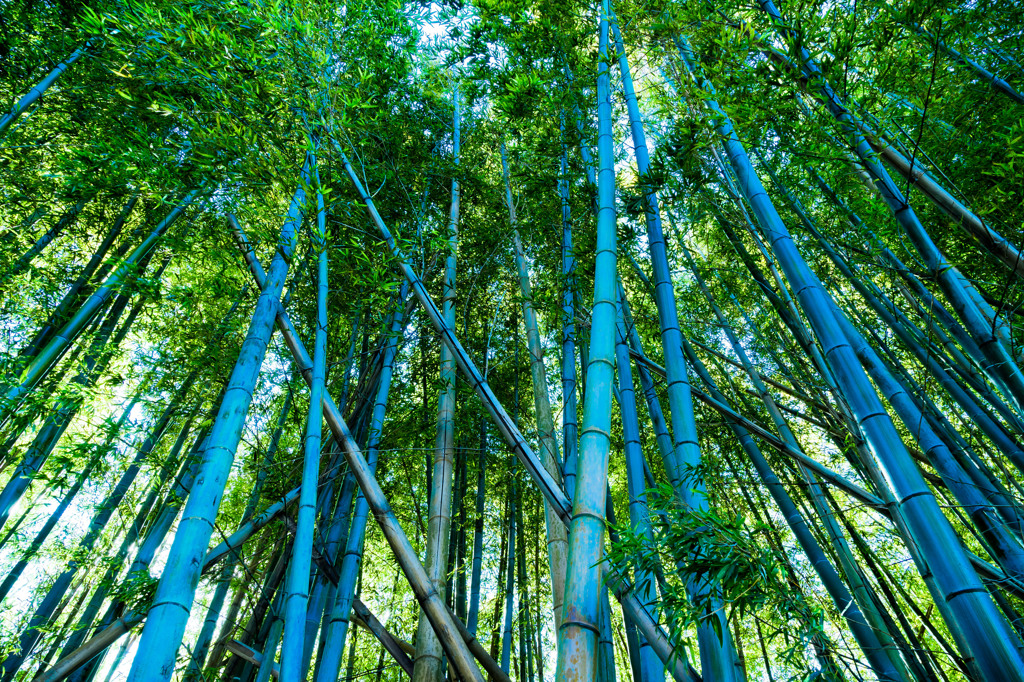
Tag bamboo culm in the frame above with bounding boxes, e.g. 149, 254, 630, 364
412, 88, 460, 682
0, 44, 89, 138
126, 160, 304, 682
556, 5, 618, 679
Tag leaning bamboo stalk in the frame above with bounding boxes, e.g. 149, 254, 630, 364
226, 640, 281, 679
229, 217, 484, 682
126, 164, 303, 682
679, 241, 906, 681
351, 600, 414, 677
0, 44, 90, 138
906, 19, 1024, 104
760, 0, 1024, 412
23, 195, 139, 360
39, 613, 145, 682
864, 133, 1024, 278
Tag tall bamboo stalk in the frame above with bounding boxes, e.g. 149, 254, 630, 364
0, 44, 90, 138
412, 87, 461, 682
126, 159, 305, 682
505, 143, 568, 631
556, 5, 618, 678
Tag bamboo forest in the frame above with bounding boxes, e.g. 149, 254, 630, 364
3, 0, 1024, 680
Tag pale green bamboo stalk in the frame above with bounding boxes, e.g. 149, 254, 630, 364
412, 87, 460, 682
505, 143, 568, 631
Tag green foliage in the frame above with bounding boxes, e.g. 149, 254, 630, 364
610, 482, 830, 675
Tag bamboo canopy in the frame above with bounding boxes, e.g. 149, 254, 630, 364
1, 1, 1023, 681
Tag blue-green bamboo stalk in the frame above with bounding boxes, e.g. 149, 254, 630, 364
559, 117, 579, 502
868, 323, 1024, 534
616, 283, 678, 490
556, 5, 618, 679
279, 152, 328, 682
612, 9, 740, 677
3, 191, 199, 413
0, 396, 134, 603
683, 330, 911, 680
515, 487, 533, 682
304, 468, 357, 680
679, 241, 907, 681
256, 596, 285, 682
2, 199, 87, 286
500, 490, 516, 674
907, 19, 1024, 104
203, 390, 296, 572
21, 195, 139, 360
126, 161, 305, 682
835, 301, 1024, 581
598, 588, 617, 682
184, 384, 290, 682
311, 282, 406, 681
614, 298, 663, 682
0, 44, 89, 138
674, 29, 1024, 681
1, 428, 153, 682
466, 413, 487, 637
